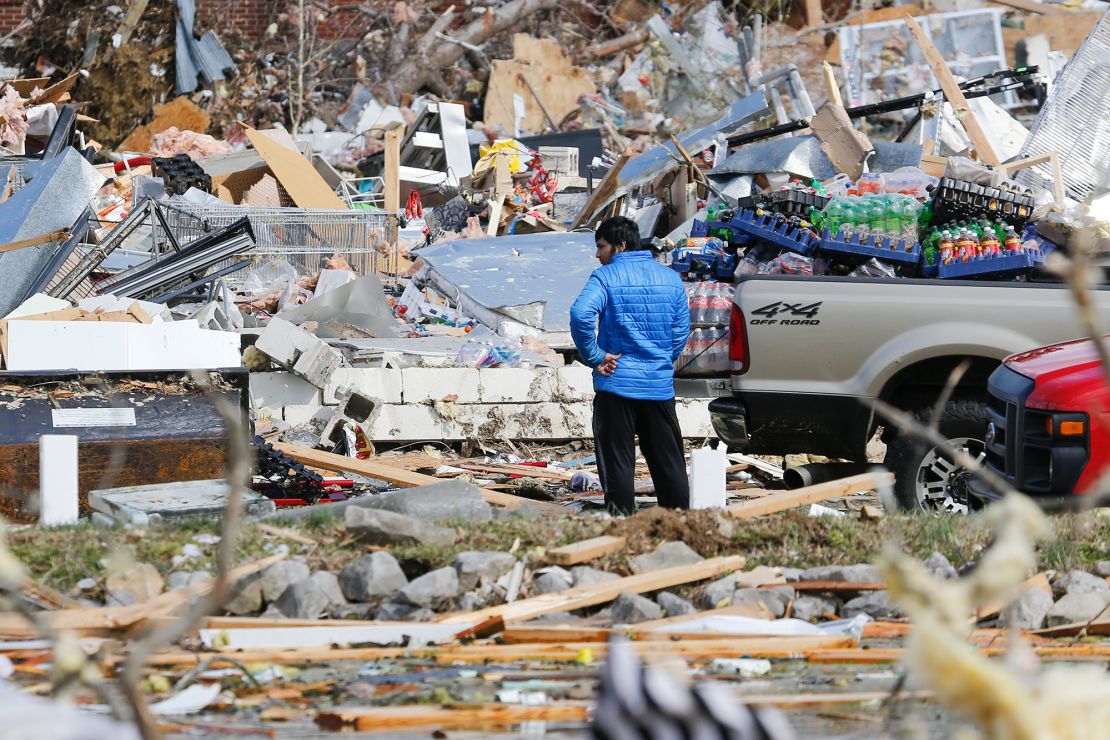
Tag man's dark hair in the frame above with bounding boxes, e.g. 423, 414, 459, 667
596, 216, 645, 251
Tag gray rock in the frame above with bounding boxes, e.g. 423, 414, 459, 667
629, 541, 704, 575
732, 587, 794, 618
332, 603, 377, 620
309, 571, 347, 609
373, 601, 421, 621
1046, 591, 1110, 627
360, 480, 492, 523
842, 591, 902, 620
780, 568, 804, 583
1053, 570, 1109, 597
168, 571, 210, 590
571, 566, 621, 588
799, 564, 883, 584
339, 552, 408, 602
1095, 561, 1110, 578
610, 592, 664, 624
397, 567, 459, 610
260, 604, 285, 619
699, 574, 737, 610
273, 578, 333, 619
260, 561, 311, 602
533, 610, 577, 622
457, 591, 487, 612
999, 587, 1053, 630
453, 551, 516, 591
533, 566, 573, 594
924, 552, 958, 580
345, 506, 457, 547
792, 595, 837, 622
106, 563, 163, 605
224, 574, 263, 615
656, 591, 696, 617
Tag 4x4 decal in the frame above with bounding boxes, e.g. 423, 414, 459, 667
750, 301, 822, 326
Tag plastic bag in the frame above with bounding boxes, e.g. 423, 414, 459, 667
881, 166, 938, 198
760, 252, 815, 276
849, 258, 897, 279
239, 259, 299, 297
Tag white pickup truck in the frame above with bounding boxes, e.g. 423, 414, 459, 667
706, 274, 1110, 511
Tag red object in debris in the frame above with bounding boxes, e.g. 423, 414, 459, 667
638, 75, 649, 85
406, 190, 424, 219
113, 156, 152, 174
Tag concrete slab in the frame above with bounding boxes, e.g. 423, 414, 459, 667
402, 367, 481, 404
250, 371, 322, 409
323, 368, 403, 405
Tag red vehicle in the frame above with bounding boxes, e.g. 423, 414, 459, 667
972, 337, 1110, 507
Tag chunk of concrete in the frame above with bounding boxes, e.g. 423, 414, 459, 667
656, 591, 696, 617
792, 595, 837, 622
570, 566, 621, 588
799, 564, 883, 583
699, 573, 737, 610
345, 506, 457, 547
999, 587, 1053, 630
1046, 591, 1110, 627
533, 566, 573, 594
339, 552, 409, 603
224, 573, 264, 615
457, 591, 488, 611
260, 560, 311, 603
360, 479, 492, 523
610, 591, 663, 624
842, 590, 902, 620
273, 577, 335, 619
629, 541, 704, 575
308, 571, 347, 609
453, 551, 517, 591
255, 317, 348, 388
397, 567, 459, 610
1053, 570, 1109, 597
732, 586, 794, 618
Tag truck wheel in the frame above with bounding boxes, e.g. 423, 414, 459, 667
883, 399, 989, 513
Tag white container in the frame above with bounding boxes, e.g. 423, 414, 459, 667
688, 446, 727, 509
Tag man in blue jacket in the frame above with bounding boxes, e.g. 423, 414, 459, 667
570, 216, 691, 515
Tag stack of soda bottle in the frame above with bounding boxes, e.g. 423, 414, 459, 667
814, 194, 923, 244
922, 218, 1027, 267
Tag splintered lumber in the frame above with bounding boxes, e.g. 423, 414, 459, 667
0, 554, 285, 639
139, 635, 854, 668
1032, 615, 1110, 638
437, 555, 746, 624
904, 14, 1000, 167
544, 535, 626, 565
317, 703, 591, 732
272, 443, 565, 514
725, 473, 893, 518
569, 149, 632, 230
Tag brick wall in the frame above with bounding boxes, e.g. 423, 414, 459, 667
0, 0, 27, 35
196, 0, 372, 41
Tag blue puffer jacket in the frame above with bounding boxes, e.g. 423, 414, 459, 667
570, 251, 691, 401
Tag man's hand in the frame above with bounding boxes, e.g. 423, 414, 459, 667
597, 353, 621, 376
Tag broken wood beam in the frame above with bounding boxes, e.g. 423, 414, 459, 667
581, 29, 650, 59
437, 555, 746, 624
725, 472, 893, 519
316, 703, 592, 732
904, 14, 1001, 167
569, 149, 632, 230
272, 443, 565, 514
543, 535, 626, 565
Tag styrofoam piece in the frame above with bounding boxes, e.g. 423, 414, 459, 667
88, 479, 276, 526
688, 446, 726, 509
5, 320, 241, 372
402, 367, 481, 404
3, 293, 71, 320
39, 435, 78, 526
323, 368, 403, 405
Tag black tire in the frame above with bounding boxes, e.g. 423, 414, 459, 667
883, 399, 989, 513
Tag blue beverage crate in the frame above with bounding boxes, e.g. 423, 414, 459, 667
937, 250, 1043, 279
690, 219, 753, 247
670, 252, 736, 281
729, 209, 819, 256
818, 229, 922, 268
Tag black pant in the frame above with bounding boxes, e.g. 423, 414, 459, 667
592, 391, 689, 516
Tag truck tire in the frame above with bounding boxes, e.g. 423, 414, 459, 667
883, 399, 989, 513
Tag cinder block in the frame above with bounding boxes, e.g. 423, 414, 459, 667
250, 371, 322, 409
255, 317, 315, 366
323, 368, 403, 405
368, 404, 446, 440
556, 366, 595, 401
478, 368, 558, 403
283, 405, 326, 426
291, 342, 347, 389
402, 368, 480, 404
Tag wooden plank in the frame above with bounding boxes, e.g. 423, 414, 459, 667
245, 128, 347, 209
988, 0, 1066, 15
117, 0, 150, 47
997, 151, 1065, 208
766, 580, 885, 592
904, 14, 1000, 167
0, 229, 70, 254
805, 0, 823, 28
383, 127, 401, 215
1031, 615, 1110, 638
458, 462, 573, 481
272, 443, 565, 514
3, 78, 49, 97
437, 555, 746, 624
822, 61, 842, 107
725, 473, 893, 519
544, 535, 626, 565
809, 644, 1110, 663
976, 572, 1052, 621
317, 703, 592, 732
254, 523, 318, 547
726, 453, 784, 478
569, 149, 632, 230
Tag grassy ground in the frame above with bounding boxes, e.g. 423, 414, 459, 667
8, 505, 1109, 596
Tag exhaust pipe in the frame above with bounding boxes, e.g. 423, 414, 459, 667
783, 462, 874, 490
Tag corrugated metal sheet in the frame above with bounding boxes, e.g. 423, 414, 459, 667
175, 0, 237, 94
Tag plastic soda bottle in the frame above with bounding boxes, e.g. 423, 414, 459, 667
1004, 226, 1022, 253
980, 230, 1002, 257
956, 229, 977, 263
939, 230, 956, 264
